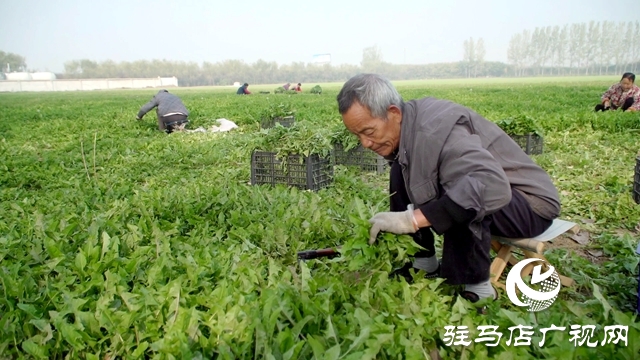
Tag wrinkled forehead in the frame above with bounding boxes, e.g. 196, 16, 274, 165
343, 104, 383, 131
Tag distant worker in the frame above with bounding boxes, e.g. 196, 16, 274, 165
237, 83, 251, 95
293, 83, 302, 92
283, 83, 291, 91
136, 89, 189, 134
595, 72, 639, 112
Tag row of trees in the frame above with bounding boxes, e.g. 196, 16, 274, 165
58, 51, 510, 87
507, 21, 640, 77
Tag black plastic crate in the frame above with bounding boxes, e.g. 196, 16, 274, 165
260, 116, 295, 129
510, 134, 544, 155
251, 151, 333, 191
633, 156, 640, 204
333, 144, 388, 174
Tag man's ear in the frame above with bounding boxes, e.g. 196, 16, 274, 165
387, 105, 402, 124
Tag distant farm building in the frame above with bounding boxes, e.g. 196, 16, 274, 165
0, 73, 178, 92
3, 72, 57, 81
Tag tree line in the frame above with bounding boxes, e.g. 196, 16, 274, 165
55, 45, 510, 87
507, 21, 640, 77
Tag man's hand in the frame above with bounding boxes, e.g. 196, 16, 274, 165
368, 205, 418, 245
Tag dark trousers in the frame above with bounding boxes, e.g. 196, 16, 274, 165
389, 160, 553, 284
594, 97, 634, 112
158, 114, 188, 133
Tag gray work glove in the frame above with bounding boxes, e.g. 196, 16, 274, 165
368, 204, 417, 245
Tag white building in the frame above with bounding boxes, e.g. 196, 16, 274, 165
31, 72, 57, 80
3, 72, 57, 80
4, 72, 32, 80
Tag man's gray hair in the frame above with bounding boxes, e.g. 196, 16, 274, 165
337, 73, 403, 118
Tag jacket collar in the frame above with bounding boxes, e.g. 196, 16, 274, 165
385, 101, 416, 165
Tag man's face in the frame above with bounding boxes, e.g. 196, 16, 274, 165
341, 101, 402, 157
621, 78, 633, 92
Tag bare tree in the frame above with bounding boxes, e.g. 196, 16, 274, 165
540, 26, 553, 75
568, 24, 581, 74
623, 22, 635, 71
598, 21, 611, 75
556, 25, 569, 75
507, 31, 531, 76
475, 38, 486, 77
584, 21, 600, 75
361, 45, 384, 71
507, 34, 521, 76
523, 31, 532, 76
463, 37, 476, 77
612, 22, 626, 74
548, 26, 559, 74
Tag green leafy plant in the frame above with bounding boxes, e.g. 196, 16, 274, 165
256, 120, 333, 158
496, 115, 544, 136
259, 102, 296, 121
2, 82, 640, 358
310, 85, 323, 94
329, 123, 361, 151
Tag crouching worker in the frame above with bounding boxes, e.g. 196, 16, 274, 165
595, 72, 639, 112
136, 89, 190, 133
337, 74, 561, 303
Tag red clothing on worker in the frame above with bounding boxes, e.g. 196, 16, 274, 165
601, 83, 640, 110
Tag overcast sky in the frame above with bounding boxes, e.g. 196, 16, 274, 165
1, 0, 639, 72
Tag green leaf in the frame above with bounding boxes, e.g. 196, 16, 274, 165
100, 231, 111, 261
591, 283, 612, 321
75, 251, 87, 271
131, 341, 149, 358
22, 340, 49, 359
325, 344, 341, 360
307, 335, 326, 359
343, 326, 370, 357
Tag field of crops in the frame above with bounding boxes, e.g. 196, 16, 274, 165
1, 78, 639, 359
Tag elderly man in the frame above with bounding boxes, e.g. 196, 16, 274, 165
136, 89, 189, 133
337, 74, 560, 302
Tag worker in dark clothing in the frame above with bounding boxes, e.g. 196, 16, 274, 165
136, 90, 189, 133
237, 83, 251, 95
337, 74, 560, 302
